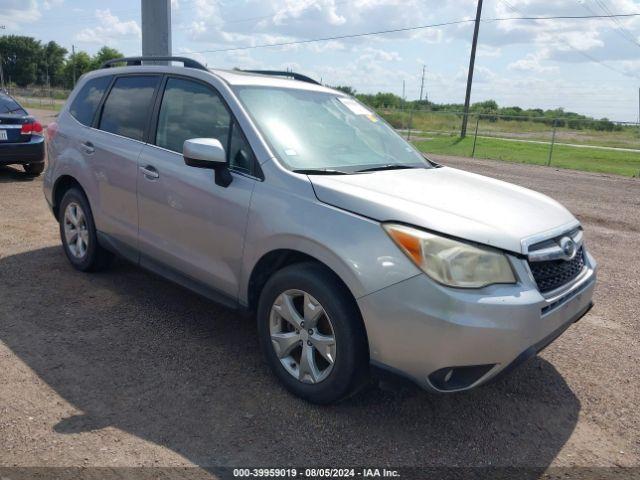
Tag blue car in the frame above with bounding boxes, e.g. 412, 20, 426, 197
0, 91, 45, 175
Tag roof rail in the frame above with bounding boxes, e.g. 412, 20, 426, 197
100, 56, 208, 71
238, 69, 321, 85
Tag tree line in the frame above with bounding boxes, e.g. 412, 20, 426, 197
0, 35, 123, 89
333, 86, 624, 132
0, 35, 624, 131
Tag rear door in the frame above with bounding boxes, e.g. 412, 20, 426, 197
136, 76, 260, 300
88, 75, 161, 256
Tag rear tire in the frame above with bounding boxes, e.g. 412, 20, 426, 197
23, 162, 45, 176
59, 188, 112, 272
257, 262, 369, 404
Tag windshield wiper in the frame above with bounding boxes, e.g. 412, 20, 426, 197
293, 168, 349, 175
421, 153, 442, 168
355, 164, 419, 173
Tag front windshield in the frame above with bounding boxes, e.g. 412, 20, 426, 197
234, 86, 430, 173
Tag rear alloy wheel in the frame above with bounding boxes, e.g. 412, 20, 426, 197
59, 188, 112, 272
23, 163, 45, 176
257, 263, 369, 404
63, 202, 90, 260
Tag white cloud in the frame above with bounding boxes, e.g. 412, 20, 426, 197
75, 9, 141, 45
477, 45, 502, 58
42, 0, 64, 10
272, 0, 346, 27
509, 50, 558, 73
0, 0, 42, 30
176, 47, 208, 67
489, 0, 640, 65
181, 0, 451, 51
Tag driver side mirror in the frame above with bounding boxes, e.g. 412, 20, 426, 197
183, 138, 233, 187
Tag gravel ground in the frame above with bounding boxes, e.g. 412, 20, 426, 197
0, 154, 639, 476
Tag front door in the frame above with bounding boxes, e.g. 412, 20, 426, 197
136, 77, 258, 300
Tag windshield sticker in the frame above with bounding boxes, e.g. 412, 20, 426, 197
284, 148, 298, 156
338, 97, 373, 116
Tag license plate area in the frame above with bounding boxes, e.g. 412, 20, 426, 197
0, 130, 7, 141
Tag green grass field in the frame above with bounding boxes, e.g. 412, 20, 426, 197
383, 109, 640, 150
414, 135, 640, 178
20, 100, 63, 112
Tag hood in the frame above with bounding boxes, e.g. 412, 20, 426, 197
308, 167, 578, 254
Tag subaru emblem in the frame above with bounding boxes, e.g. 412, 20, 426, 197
559, 237, 577, 261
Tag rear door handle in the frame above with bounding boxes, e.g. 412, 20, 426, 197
139, 165, 159, 179
80, 141, 95, 155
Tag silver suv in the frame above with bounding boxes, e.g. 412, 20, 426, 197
44, 57, 596, 404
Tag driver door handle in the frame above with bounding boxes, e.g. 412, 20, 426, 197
139, 165, 159, 180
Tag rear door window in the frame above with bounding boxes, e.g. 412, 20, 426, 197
68, 76, 112, 126
0, 94, 27, 116
99, 76, 160, 141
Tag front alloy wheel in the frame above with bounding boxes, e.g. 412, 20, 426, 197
257, 263, 369, 404
270, 289, 337, 384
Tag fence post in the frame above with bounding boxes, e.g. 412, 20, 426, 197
547, 119, 557, 166
407, 108, 413, 141
471, 114, 480, 158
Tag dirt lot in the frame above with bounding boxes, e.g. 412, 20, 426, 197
0, 155, 639, 476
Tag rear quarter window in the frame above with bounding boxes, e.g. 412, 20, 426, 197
69, 76, 112, 126
0, 94, 27, 116
98, 75, 160, 141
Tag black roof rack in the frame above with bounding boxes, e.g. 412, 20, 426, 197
238, 69, 321, 85
100, 56, 208, 71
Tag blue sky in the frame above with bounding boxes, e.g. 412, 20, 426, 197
3, 0, 640, 121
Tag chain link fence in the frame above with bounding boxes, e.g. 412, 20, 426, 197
379, 108, 640, 177
2, 82, 639, 177
3, 84, 69, 110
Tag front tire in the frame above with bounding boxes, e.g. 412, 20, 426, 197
257, 262, 369, 404
59, 188, 112, 272
23, 162, 45, 176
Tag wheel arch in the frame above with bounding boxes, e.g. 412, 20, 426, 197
247, 248, 370, 360
52, 175, 85, 220
246, 249, 360, 315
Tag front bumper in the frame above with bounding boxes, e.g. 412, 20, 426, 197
0, 136, 45, 165
359, 251, 597, 392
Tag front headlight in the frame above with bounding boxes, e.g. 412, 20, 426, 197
383, 223, 516, 288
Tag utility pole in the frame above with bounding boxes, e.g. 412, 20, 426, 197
461, 0, 483, 138
0, 54, 5, 91
142, 0, 172, 62
419, 65, 425, 102
402, 79, 406, 100
71, 44, 76, 86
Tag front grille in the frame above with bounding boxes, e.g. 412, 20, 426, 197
529, 247, 585, 294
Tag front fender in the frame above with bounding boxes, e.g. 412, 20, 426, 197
239, 176, 420, 305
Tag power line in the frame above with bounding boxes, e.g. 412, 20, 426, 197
188, 19, 475, 54
487, 12, 640, 21
500, 0, 640, 80
578, 0, 640, 48
186, 12, 640, 55
592, 0, 640, 48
